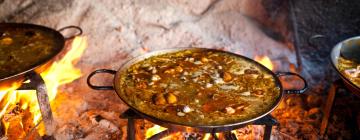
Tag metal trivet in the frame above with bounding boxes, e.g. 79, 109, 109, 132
120, 109, 278, 140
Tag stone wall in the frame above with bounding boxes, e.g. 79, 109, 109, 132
0, 0, 294, 71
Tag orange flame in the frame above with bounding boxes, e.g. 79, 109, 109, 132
202, 134, 211, 140
145, 125, 167, 139
36, 36, 87, 121
254, 56, 274, 71
0, 36, 87, 137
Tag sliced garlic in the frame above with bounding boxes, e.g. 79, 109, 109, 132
177, 112, 186, 117
189, 57, 195, 62
194, 61, 202, 65
206, 83, 213, 88
183, 71, 189, 75
240, 91, 251, 96
214, 78, 225, 84
151, 68, 157, 74
220, 85, 239, 90
225, 107, 235, 114
151, 75, 161, 81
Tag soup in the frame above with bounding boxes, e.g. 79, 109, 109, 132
0, 27, 59, 79
119, 49, 281, 125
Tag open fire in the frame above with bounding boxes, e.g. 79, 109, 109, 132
0, 36, 87, 139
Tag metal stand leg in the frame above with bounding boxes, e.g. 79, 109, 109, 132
127, 118, 135, 140
211, 132, 219, 140
120, 109, 142, 140
26, 72, 55, 136
253, 115, 278, 140
224, 131, 237, 140
263, 125, 272, 140
320, 79, 342, 135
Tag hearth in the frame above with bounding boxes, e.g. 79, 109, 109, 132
1, 0, 360, 139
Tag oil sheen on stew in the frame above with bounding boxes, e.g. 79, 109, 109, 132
119, 49, 281, 126
0, 27, 58, 79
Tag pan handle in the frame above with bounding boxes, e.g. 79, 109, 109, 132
87, 69, 116, 90
58, 26, 83, 40
276, 72, 308, 94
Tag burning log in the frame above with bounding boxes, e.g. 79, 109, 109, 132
3, 114, 26, 139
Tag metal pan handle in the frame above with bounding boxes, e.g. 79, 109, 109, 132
58, 25, 83, 40
276, 72, 308, 94
87, 69, 116, 90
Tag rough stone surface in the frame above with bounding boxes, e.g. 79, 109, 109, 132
0, 0, 295, 69
293, 0, 360, 89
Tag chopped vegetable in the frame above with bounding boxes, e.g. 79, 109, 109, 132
175, 66, 183, 73
166, 93, 177, 104
222, 72, 232, 82
194, 61, 202, 65
1, 37, 13, 45
224, 107, 235, 114
240, 91, 251, 96
153, 94, 166, 105
177, 112, 186, 117
201, 57, 209, 63
183, 105, 192, 113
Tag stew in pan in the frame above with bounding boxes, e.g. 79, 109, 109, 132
0, 26, 60, 79
119, 49, 281, 125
